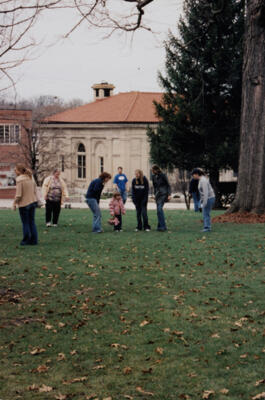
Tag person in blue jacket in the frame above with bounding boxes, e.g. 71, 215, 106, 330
189, 177, 202, 212
86, 172, 111, 233
113, 166, 128, 204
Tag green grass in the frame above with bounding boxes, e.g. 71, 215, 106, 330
0, 209, 264, 400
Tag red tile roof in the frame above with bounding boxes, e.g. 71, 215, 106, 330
45, 92, 163, 123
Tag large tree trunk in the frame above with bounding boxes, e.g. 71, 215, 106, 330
229, 0, 265, 214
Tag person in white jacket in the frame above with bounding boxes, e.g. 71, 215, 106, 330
192, 168, 215, 232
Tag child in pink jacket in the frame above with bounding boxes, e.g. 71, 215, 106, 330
109, 192, 125, 232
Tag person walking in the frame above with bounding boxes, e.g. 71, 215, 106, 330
109, 192, 125, 232
132, 169, 151, 232
191, 168, 215, 232
113, 166, 128, 204
189, 177, 201, 212
13, 164, 38, 246
152, 165, 171, 232
86, 172, 112, 233
42, 169, 69, 227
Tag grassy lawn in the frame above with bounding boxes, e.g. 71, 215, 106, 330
0, 209, 264, 400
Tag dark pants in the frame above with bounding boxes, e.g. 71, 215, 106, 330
19, 202, 38, 245
135, 199, 150, 230
46, 199, 61, 224
192, 192, 201, 212
156, 195, 167, 231
114, 214, 122, 231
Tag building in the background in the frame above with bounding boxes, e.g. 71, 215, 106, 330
0, 109, 32, 199
40, 82, 237, 196
41, 82, 162, 194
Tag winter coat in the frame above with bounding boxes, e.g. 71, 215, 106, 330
42, 175, 68, 205
152, 172, 171, 202
109, 197, 125, 216
14, 174, 37, 208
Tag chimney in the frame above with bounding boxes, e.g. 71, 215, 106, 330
92, 82, 115, 100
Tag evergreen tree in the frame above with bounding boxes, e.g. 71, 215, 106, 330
147, 0, 245, 203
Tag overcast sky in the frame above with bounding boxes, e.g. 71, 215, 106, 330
12, 0, 184, 103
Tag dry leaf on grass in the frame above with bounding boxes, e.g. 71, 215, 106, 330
136, 387, 154, 396
123, 367, 132, 375
45, 324, 53, 330
252, 393, 265, 400
155, 347, 164, 355
57, 353, 66, 361
219, 389, 229, 395
55, 393, 67, 400
140, 320, 150, 327
103, 397, 112, 400
39, 384, 53, 393
31, 364, 49, 373
63, 376, 88, 384
256, 380, 265, 387
30, 347, 46, 355
202, 390, 215, 399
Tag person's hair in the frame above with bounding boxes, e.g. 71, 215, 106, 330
135, 169, 144, 184
191, 168, 205, 176
16, 164, 32, 178
53, 168, 60, 175
113, 191, 121, 199
152, 165, 161, 174
118, 166, 123, 170
99, 172, 111, 180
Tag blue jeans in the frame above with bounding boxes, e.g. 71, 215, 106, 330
119, 190, 127, 204
86, 198, 102, 232
202, 197, 215, 231
19, 202, 38, 245
192, 192, 201, 212
156, 196, 167, 231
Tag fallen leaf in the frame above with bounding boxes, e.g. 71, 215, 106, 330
256, 380, 265, 387
123, 367, 132, 375
63, 376, 88, 384
219, 389, 229, 395
136, 387, 154, 396
211, 333, 220, 338
30, 347, 46, 355
28, 384, 38, 391
58, 322, 66, 328
103, 397, 112, 400
31, 364, 49, 373
140, 320, 150, 327
155, 347, 164, 355
202, 390, 215, 399
57, 353, 66, 361
172, 330, 184, 336
252, 393, 265, 400
92, 365, 105, 370
55, 393, 67, 400
45, 324, 53, 330
39, 384, 53, 393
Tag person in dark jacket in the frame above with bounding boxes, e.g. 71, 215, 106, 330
189, 177, 201, 212
86, 172, 111, 233
152, 165, 171, 231
132, 169, 151, 232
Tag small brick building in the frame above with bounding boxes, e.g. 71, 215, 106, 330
0, 109, 32, 199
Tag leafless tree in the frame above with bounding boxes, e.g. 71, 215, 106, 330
0, 0, 155, 92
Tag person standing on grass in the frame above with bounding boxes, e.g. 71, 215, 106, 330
13, 164, 38, 246
132, 169, 151, 232
109, 192, 125, 232
152, 165, 171, 232
42, 169, 69, 227
86, 172, 112, 233
191, 168, 215, 232
189, 177, 202, 212
113, 166, 128, 204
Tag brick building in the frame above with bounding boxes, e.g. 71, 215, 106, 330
0, 109, 32, 199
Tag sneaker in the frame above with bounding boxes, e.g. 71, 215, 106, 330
145, 229, 150, 232
201, 229, 211, 232
46, 222, 51, 227
134, 228, 139, 232
52, 224, 58, 227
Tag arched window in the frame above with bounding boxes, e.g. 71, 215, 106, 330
77, 143, 86, 179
